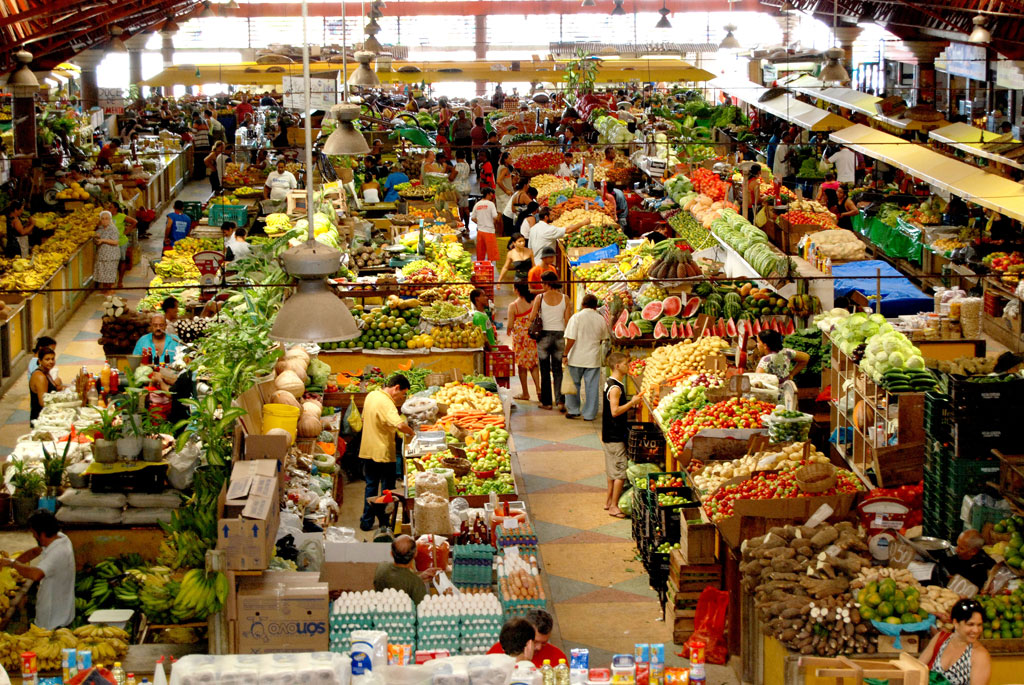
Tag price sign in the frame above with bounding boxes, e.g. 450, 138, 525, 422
98, 88, 125, 114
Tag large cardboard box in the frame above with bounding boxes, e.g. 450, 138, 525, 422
217, 460, 280, 571
232, 571, 329, 654
242, 434, 289, 491
319, 540, 391, 592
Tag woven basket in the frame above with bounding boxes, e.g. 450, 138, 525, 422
794, 463, 837, 494
442, 456, 472, 477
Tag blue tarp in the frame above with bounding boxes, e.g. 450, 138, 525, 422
831, 260, 933, 317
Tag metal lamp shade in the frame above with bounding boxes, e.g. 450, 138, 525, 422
348, 52, 380, 87
323, 104, 370, 155
968, 16, 991, 44
8, 50, 38, 87
363, 35, 384, 54
611, 0, 626, 16
581, 0, 596, 6
819, 49, 849, 83
719, 30, 741, 50
270, 278, 362, 343
656, 8, 671, 28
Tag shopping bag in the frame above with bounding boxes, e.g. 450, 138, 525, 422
754, 206, 767, 228
560, 367, 577, 395
678, 587, 730, 665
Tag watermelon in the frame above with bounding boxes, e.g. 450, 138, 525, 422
685, 322, 694, 338
614, 322, 629, 338
654, 320, 669, 339
641, 301, 664, 321
662, 295, 683, 318
671, 322, 680, 338
726, 318, 738, 337
717, 318, 727, 337
785, 318, 796, 335
616, 309, 630, 329
682, 297, 701, 318
627, 321, 642, 338
751, 318, 761, 335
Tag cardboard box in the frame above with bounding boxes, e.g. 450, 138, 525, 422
232, 571, 329, 654
715, 490, 859, 550
217, 460, 280, 571
242, 434, 289, 490
319, 540, 391, 592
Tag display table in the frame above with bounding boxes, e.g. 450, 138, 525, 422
319, 349, 484, 376
135, 148, 191, 215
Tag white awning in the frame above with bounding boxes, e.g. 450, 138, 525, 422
712, 77, 851, 132
831, 124, 1024, 222
792, 85, 946, 132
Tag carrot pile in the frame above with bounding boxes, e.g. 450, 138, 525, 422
431, 410, 506, 432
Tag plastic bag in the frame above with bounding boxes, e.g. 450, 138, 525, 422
127, 490, 183, 509
560, 369, 577, 396
122, 507, 175, 525
416, 471, 450, 500
618, 488, 632, 517
627, 462, 660, 486
344, 401, 363, 433
870, 614, 935, 649
754, 207, 767, 228
58, 489, 126, 509
167, 439, 200, 490
678, 587, 730, 665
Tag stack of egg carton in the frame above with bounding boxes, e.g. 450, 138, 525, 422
417, 593, 504, 655
452, 544, 495, 588
329, 589, 417, 652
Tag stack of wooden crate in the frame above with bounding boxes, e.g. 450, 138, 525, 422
667, 549, 721, 645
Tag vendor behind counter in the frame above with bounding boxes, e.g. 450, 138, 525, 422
754, 330, 809, 384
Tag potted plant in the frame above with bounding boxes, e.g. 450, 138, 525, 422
89, 406, 121, 464
41, 439, 71, 495
142, 415, 167, 463
116, 388, 147, 461
9, 461, 44, 525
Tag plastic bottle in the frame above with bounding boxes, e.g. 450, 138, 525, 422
554, 659, 570, 685
100, 362, 111, 391
112, 663, 126, 685
153, 659, 168, 685
126, 674, 136, 685
540, 660, 554, 685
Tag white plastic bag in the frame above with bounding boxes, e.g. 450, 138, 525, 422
57, 489, 126, 509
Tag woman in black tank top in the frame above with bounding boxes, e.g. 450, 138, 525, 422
29, 348, 63, 422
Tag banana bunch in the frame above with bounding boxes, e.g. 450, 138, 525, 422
154, 249, 201, 280
171, 569, 228, 622
74, 625, 130, 664
16, 625, 76, 672
156, 530, 207, 570
0, 631, 21, 672
136, 569, 180, 625
788, 293, 821, 318
155, 626, 201, 644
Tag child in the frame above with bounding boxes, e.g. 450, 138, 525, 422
603, 352, 642, 518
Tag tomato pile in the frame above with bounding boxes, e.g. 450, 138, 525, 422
787, 210, 837, 229
689, 168, 730, 203
666, 397, 776, 453
703, 469, 863, 521
650, 474, 685, 489
628, 358, 647, 376
515, 151, 564, 173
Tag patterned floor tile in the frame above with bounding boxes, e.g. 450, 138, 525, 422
531, 520, 584, 543
537, 541, 641, 587
557, 433, 605, 449
542, 574, 602, 603
72, 331, 101, 342
520, 474, 569, 493
560, 587, 654, 604
5, 410, 29, 423
576, 473, 612, 488
610, 573, 661, 600
592, 518, 634, 540
528, 491, 624, 531
508, 435, 554, 451
515, 450, 605, 483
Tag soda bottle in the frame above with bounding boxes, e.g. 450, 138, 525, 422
112, 662, 126, 685
127, 673, 137, 685
540, 660, 554, 685
554, 659, 570, 685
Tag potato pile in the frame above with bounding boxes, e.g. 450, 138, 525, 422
640, 337, 731, 400
742, 522, 878, 656
692, 442, 830, 494
553, 207, 618, 229
925, 355, 997, 376
432, 382, 502, 414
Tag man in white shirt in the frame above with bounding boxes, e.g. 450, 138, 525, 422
471, 188, 499, 262
556, 152, 575, 178
0, 510, 75, 629
227, 227, 253, 262
828, 146, 856, 185
264, 160, 298, 201
562, 293, 610, 420
528, 207, 587, 264
773, 133, 793, 182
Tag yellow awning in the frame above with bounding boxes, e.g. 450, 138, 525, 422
142, 59, 714, 88
830, 124, 1024, 222
712, 77, 851, 131
929, 122, 1024, 172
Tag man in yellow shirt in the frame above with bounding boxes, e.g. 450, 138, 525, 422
359, 374, 415, 531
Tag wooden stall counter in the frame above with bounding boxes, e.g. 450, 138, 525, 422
319, 349, 484, 376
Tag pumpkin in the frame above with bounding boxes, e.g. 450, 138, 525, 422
283, 358, 309, 382
265, 427, 292, 440
297, 411, 322, 438
302, 400, 323, 416
270, 391, 302, 408
274, 369, 305, 397
284, 347, 310, 363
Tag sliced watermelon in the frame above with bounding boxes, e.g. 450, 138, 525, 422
616, 309, 630, 329
627, 321, 642, 338
685, 322, 694, 338
726, 318, 738, 337
771, 318, 780, 333
752, 318, 761, 335
682, 297, 701, 318
717, 318, 727, 337
661, 295, 682, 318
653, 320, 669, 339
785, 318, 796, 335
614, 321, 629, 339
641, 301, 664, 321
671, 322, 680, 338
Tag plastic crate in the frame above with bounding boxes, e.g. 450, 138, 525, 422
485, 345, 515, 379
208, 203, 249, 227
946, 458, 1001, 489
940, 374, 1024, 413
628, 422, 667, 464
182, 201, 203, 223
952, 420, 1022, 458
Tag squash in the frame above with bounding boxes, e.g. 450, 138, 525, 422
270, 391, 302, 408
266, 427, 292, 440
274, 369, 305, 397
297, 410, 322, 438
302, 400, 323, 416
284, 347, 310, 364
283, 358, 309, 382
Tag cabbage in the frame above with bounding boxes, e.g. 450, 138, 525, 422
888, 351, 907, 366
905, 356, 925, 370
869, 313, 887, 324
308, 358, 331, 388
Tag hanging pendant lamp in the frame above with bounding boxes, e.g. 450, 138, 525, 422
8, 49, 38, 88
819, 47, 850, 83
968, 15, 991, 44
322, 103, 370, 155
581, 0, 596, 6
656, 2, 671, 28
348, 51, 380, 87
107, 25, 128, 53
611, 0, 626, 16
719, 25, 741, 50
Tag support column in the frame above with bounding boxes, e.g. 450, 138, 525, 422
125, 32, 151, 88
74, 49, 105, 111
833, 25, 863, 67
474, 14, 487, 97
903, 41, 946, 107
158, 31, 176, 96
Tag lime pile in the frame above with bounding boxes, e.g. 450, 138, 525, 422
857, 579, 925, 625
978, 587, 1024, 640
989, 515, 1024, 570
333, 300, 423, 350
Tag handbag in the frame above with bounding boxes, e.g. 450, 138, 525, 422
528, 298, 544, 341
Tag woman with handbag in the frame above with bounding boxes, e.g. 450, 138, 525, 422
507, 281, 541, 402
527, 271, 571, 411
919, 599, 990, 685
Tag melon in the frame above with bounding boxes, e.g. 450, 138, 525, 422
726, 318, 738, 337
641, 301, 664, 321
671, 322, 680, 338
653, 320, 669, 339
684, 322, 694, 338
661, 295, 682, 318
682, 297, 701, 318
784, 318, 796, 335
717, 318, 726, 337
614, 322, 629, 338
616, 309, 630, 329
752, 318, 761, 335
627, 321, 642, 338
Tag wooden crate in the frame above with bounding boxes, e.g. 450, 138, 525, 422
665, 578, 702, 612
680, 509, 717, 565
668, 550, 722, 591
994, 450, 1024, 508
